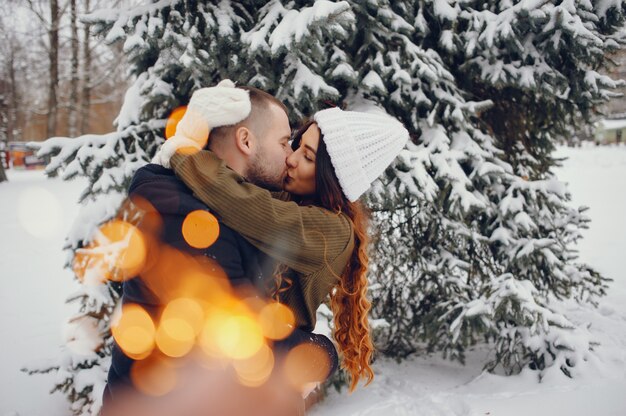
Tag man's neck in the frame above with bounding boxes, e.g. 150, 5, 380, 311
208, 146, 247, 178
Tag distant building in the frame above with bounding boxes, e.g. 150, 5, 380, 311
594, 118, 626, 144
6, 142, 46, 169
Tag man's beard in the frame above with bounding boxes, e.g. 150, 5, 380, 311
246, 150, 285, 192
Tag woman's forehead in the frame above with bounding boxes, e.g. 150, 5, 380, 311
301, 123, 320, 148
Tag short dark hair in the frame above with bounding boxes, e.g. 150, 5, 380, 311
207, 85, 288, 150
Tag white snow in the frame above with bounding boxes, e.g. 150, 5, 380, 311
362, 70, 387, 93
331, 62, 358, 80
289, 57, 340, 100
0, 170, 85, 416
1, 143, 625, 415
439, 29, 455, 52
243, 0, 287, 53
312, 142, 626, 415
432, 0, 459, 22
114, 73, 147, 130
267, 1, 353, 54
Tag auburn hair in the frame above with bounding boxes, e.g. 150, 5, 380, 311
289, 120, 375, 392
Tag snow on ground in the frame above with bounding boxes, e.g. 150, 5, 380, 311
0, 143, 625, 415
312, 142, 626, 416
0, 169, 85, 416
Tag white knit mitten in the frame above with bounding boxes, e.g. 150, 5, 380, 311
152, 79, 251, 168
151, 136, 204, 168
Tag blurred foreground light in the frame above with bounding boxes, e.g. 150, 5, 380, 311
233, 343, 275, 387
73, 247, 108, 284
258, 302, 295, 340
175, 269, 231, 304
155, 298, 204, 358
127, 196, 163, 234
111, 304, 156, 360
17, 186, 63, 240
182, 210, 220, 249
163, 298, 205, 335
217, 315, 265, 360
138, 246, 192, 301
99, 220, 147, 280
165, 106, 187, 140
199, 308, 231, 358
73, 220, 147, 283
282, 342, 330, 391
130, 353, 178, 396
155, 320, 195, 358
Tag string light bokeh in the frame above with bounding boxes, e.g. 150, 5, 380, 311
72, 190, 330, 402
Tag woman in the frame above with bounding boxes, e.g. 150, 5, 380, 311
158, 87, 409, 393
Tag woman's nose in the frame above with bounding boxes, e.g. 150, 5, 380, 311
286, 152, 297, 168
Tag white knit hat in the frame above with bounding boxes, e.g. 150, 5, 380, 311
313, 107, 409, 202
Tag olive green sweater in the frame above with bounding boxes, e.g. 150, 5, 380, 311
170, 151, 354, 331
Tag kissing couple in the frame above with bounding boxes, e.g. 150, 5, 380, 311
101, 80, 409, 415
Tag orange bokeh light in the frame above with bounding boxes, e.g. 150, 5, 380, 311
232, 343, 275, 387
281, 342, 330, 391
258, 302, 295, 340
101, 220, 147, 280
155, 319, 196, 358
181, 210, 220, 249
73, 220, 147, 283
216, 315, 265, 360
165, 106, 187, 139
130, 353, 178, 396
173, 268, 232, 305
155, 297, 205, 358
199, 308, 232, 358
162, 297, 205, 335
111, 304, 156, 360
73, 247, 108, 283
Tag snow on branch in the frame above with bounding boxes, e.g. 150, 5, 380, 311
268, 0, 354, 54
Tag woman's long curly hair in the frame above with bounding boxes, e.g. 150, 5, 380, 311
288, 120, 375, 392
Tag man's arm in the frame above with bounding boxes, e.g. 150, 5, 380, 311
127, 174, 254, 285
170, 151, 352, 276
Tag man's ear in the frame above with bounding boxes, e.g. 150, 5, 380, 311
234, 126, 255, 156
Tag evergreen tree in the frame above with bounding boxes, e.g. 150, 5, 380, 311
29, 0, 625, 413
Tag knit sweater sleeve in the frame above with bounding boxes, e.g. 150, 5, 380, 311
170, 150, 353, 275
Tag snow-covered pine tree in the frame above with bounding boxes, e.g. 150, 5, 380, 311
27, 1, 356, 414
365, 0, 623, 375
419, 0, 624, 375
29, 0, 625, 413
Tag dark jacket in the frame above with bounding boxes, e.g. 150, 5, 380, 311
170, 150, 354, 332
102, 164, 277, 407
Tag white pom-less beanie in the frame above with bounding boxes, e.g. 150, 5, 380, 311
313, 107, 409, 202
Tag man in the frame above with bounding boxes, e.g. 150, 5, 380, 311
102, 82, 295, 409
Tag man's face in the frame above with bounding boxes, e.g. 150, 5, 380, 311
246, 103, 292, 191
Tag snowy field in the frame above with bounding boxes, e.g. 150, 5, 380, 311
1, 143, 625, 416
